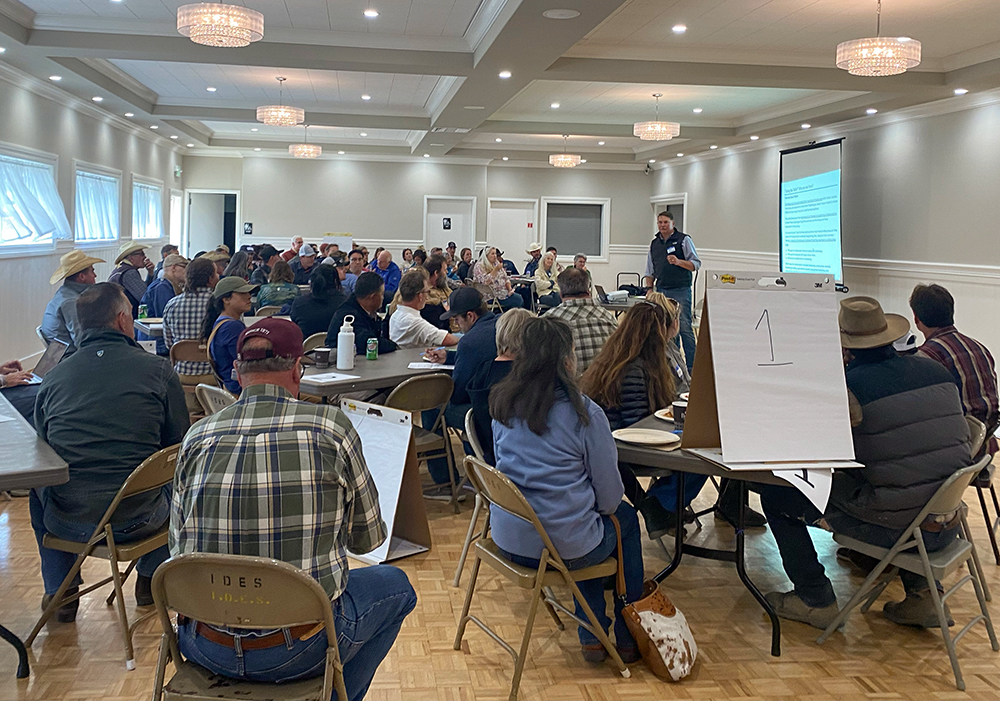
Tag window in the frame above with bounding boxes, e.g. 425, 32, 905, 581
132, 180, 163, 239
542, 199, 610, 261
0, 152, 71, 249
75, 170, 120, 242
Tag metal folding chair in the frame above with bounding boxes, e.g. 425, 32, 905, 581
170, 340, 218, 420
195, 384, 237, 416
25, 445, 181, 670
453, 409, 490, 587
455, 456, 630, 701
817, 455, 999, 691
151, 553, 346, 701
255, 305, 282, 317
303, 332, 327, 353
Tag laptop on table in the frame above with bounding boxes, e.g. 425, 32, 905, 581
26, 340, 69, 384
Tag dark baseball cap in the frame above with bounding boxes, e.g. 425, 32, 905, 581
237, 318, 304, 361
441, 286, 484, 320
260, 244, 280, 260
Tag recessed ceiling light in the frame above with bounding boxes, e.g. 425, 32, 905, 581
149, 125, 158, 129
170, 135, 178, 139
676, 153, 683, 157
187, 143, 194, 147
672, 24, 686, 34
423, 153, 430, 157
692, 107, 703, 114
92, 96, 103, 102
801, 123, 811, 129
338, 150, 345, 154
750, 135, 759, 140
360, 132, 368, 137
250, 127, 258, 132
502, 156, 508, 161
0, 47, 6, 54
495, 137, 502, 142
253, 147, 261, 151
597, 141, 605, 146
110, 0, 123, 3
954, 88, 969, 95
361, 94, 371, 100
430, 143, 444, 146
206, 86, 216, 92
49, 75, 62, 81
464, 105, 485, 110
648, 159, 656, 163
498, 70, 511, 79
542, 9, 580, 19
866, 108, 878, 115
550, 102, 560, 109
124, 112, 134, 117
710, 145, 718, 149
580, 159, 587, 163
363, 9, 379, 17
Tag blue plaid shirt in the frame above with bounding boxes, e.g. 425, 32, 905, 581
169, 384, 386, 600
163, 287, 213, 375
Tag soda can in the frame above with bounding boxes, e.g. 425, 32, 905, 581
138, 304, 148, 319
366, 338, 378, 360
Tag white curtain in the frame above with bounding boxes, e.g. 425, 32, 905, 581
75, 171, 119, 242
132, 181, 163, 239
0, 154, 72, 245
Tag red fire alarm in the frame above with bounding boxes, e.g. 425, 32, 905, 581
527, 222, 533, 228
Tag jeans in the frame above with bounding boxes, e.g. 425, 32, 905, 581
647, 473, 709, 512
758, 484, 958, 608
537, 292, 561, 307
424, 403, 470, 485
497, 294, 524, 311
657, 285, 696, 371
29, 486, 171, 594
498, 501, 643, 648
178, 565, 416, 701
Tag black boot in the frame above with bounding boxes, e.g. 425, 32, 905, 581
639, 496, 680, 540
135, 574, 154, 607
714, 480, 766, 528
41, 587, 79, 623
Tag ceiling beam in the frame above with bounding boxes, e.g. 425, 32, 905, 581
151, 104, 431, 130
209, 138, 412, 155
479, 119, 734, 139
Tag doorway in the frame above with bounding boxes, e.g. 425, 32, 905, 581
487, 199, 538, 273
424, 196, 476, 254
185, 191, 239, 258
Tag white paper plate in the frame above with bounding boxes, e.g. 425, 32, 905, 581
612, 428, 681, 446
654, 408, 674, 423
679, 392, 689, 401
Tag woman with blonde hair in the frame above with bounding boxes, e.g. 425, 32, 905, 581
581, 300, 704, 539
533, 250, 562, 307
472, 246, 524, 311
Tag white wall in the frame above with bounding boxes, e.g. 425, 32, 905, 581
0, 68, 182, 361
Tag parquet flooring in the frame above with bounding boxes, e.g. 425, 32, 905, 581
4, 479, 1000, 700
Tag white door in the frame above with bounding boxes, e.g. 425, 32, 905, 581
487, 199, 537, 274
425, 197, 475, 254
187, 193, 226, 257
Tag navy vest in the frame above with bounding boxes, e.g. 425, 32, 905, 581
649, 231, 693, 289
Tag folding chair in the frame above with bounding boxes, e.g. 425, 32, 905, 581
470, 282, 502, 313
170, 340, 218, 420
25, 445, 181, 670
455, 456, 630, 701
970, 417, 1000, 565
255, 305, 282, 317
453, 409, 490, 587
817, 455, 999, 691
35, 325, 47, 349
303, 332, 327, 353
195, 384, 237, 416
962, 417, 991, 599
151, 553, 347, 701
385, 373, 462, 513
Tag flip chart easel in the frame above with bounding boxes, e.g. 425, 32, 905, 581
342, 399, 431, 564
682, 271, 860, 510
322, 234, 353, 252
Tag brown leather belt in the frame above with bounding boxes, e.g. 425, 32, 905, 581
920, 510, 961, 533
194, 621, 323, 650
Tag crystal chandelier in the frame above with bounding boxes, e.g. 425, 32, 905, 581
289, 125, 322, 158
257, 77, 305, 127
548, 135, 581, 168
633, 93, 680, 141
177, 3, 264, 48
836, 0, 920, 77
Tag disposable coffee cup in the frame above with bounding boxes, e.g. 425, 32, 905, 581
314, 347, 331, 369
672, 400, 688, 430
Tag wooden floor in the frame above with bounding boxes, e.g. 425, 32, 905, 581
4, 482, 1000, 700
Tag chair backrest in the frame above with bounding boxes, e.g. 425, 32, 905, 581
922, 455, 992, 519
464, 408, 486, 462
966, 415, 987, 459
170, 340, 210, 364
35, 325, 47, 349
196, 384, 237, 415
256, 305, 282, 317
303, 332, 327, 353
385, 373, 454, 414
88, 445, 181, 542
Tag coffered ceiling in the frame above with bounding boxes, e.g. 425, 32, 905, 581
1, 0, 999, 166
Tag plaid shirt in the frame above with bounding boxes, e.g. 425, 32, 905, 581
163, 287, 213, 375
545, 298, 618, 374
917, 325, 1000, 454
170, 384, 386, 601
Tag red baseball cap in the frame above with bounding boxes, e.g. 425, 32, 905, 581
237, 318, 304, 361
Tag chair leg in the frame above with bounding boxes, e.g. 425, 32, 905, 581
818, 560, 899, 644
508, 558, 548, 701
453, 555, 483, 650
107, 544, 136, 670
961, 513, 991, 601
152, 633, 169, 701
452, 495, 483, 587
25, 549, 92, 646
541, 587, 564, 630
563, 576, 629, 677
107, 560, 138, 606
859, 568, 897, 613
977, 485, 1000, 565
918, 537, 965, 691
968, 552, 1000, 653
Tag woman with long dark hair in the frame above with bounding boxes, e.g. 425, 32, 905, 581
200, 277, 257, 394
489, 316, 643, 664
256, 259, 300, 310
289, 265, 348, 337
222, 250, 251, 280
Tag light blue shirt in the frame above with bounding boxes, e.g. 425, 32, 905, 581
491, 393, 623, 560
342, 272, 357, 294
41, 279, 91, 351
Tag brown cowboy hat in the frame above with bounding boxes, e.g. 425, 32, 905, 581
839, 296, 910, 349
50, 250, 105, 285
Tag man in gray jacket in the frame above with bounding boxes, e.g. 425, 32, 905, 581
32, 283, 189, 621
759, 297, 971, 630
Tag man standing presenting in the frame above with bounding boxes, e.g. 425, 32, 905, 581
644, 211, 700, 371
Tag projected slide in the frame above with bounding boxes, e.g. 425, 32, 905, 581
779, 141, 843, 281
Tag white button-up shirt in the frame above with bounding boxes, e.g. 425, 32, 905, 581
389, 304, 448, 349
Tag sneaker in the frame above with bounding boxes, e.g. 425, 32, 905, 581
135, 574, 154, 607
883, 591, 954, 629
764, 590, 840, 630
41, 587, 79, 623
639, 496, 679, 540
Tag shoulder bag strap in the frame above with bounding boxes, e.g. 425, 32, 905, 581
608, 513, 627, 602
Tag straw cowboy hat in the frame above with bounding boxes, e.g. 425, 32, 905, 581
526, 242, 543, 254
115, 241, 148, 265
50, 250, 105, 285
839, 296, 910, 350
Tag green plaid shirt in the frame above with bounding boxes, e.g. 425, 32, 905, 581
170, 383, 386, 600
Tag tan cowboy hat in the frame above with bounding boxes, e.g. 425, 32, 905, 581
115, 241, 147, 265
50, 250, 104, 285
526, 242, 542, 254
201, 250, 229, 262
839, 296, 910, 350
